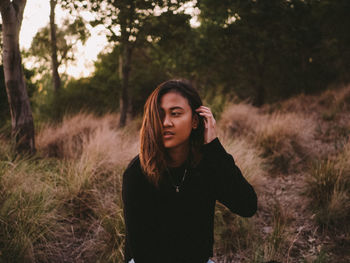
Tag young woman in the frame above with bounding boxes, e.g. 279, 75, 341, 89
122, 80, 257, 263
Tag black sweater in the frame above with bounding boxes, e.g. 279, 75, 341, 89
122, 137, 257, 263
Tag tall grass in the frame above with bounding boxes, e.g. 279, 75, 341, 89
220, 136, 267, 190
255, 112, 315, 173
252, 201, 289, 263
0, 153, 61, 262
1, 85, 349, 262
212, 137, 266, 262
1, 113, 140, 262
214, 202, 256, 261
219, 102, 262, 139
214, 200, 289, 263
39, 112, 139, 262
219, 103, 316, 173
266, 84, 350, 115
36, 111, 139, 162
305, 139, 350, 228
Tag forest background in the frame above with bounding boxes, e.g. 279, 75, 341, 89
0, 0, 350, 262
1, 0, 349, 130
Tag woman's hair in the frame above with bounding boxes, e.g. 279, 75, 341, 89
139, 79, 205, 188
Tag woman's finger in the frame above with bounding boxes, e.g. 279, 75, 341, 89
197, 108, 213, 116
196, 107, 214, 117
199, 112, 215, 122
203, 117, 208, 128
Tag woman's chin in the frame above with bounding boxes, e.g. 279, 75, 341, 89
163, 142, 174, 148
163, 139, 179, 149
163, 138, 190, 150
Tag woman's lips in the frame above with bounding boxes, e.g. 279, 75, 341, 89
163, 131, 174, 139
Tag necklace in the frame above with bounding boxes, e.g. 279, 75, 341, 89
166, 167, 187, 193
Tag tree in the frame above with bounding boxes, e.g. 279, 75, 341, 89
196, 0, 295, 106
62, 0, 191, 127
0, 22, 2, 53
0, 0, 35, 154
50, 0, 61, 93
195, 0, 350, 105
28, 16, 89, 81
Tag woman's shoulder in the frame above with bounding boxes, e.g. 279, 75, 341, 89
123, 155, 150, 187
123, 155, 142, 181
125, 154, 141, 171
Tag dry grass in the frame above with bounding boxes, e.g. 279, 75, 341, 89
264, 84, 350, 116
1, 85, 349, 262
40, 113, 139, 262
216, 85, 350, 262
213, 199, 290, 263
219, 103, 316, 173
212, 137, 267, 261
305, 139, 350, 228
219, 136, 267, 191
36, 111, 139, 167
252, 201, 289, 263
219, 102, 263, 138
0, 154, 62, 262
0, 113, 141, 262
255, 112, 316, 173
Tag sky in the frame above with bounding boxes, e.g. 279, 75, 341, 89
20, 0, 108, 78
17, 0, 199, 78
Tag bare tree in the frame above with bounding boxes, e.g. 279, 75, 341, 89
0, 0, 35, 154
50, 0, 61, 93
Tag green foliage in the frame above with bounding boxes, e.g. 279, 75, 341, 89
202, 85, 231, 120
195, 0, 350, 106
46, 0, 350, 121
26, 16, 90, 76
32, 44, 171, 122
61, 0, 190, 44
146, 11, 197, 78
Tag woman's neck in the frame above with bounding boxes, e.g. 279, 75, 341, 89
167, 143, 190, 168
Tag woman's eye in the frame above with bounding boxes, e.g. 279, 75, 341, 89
171, 112, 181, 116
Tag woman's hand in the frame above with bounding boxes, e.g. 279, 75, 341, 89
195, 106, 217, 144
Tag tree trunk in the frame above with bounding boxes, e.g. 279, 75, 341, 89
50, 0, 61, 93
254, 83, 265, 107
118, 43, 132, 128
252, 57, 266, 107
1, 0, 36, 155
117, 2, 135, 128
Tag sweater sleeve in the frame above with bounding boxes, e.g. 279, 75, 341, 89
201, 137, 257, 217
122, 161, 163, 263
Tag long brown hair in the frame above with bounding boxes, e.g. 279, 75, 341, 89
139, 79, 205, 188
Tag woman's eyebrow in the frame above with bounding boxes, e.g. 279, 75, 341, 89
169, 106, 184, 111
160, 106, 184, 111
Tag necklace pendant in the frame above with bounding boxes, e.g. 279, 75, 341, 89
176, 187, 179, 193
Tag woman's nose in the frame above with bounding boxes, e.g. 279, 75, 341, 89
163, 114, 172, 127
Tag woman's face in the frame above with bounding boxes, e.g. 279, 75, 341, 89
159, 91, 197, 150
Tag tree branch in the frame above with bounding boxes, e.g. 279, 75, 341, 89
107, 25, 119, 40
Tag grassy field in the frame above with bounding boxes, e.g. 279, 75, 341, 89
1, 86, 349, 262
